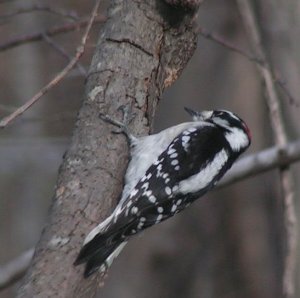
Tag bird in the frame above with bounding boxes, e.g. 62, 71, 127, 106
74, 107, 251, 277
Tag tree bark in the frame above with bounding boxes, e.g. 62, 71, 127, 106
17, 0, 200, 297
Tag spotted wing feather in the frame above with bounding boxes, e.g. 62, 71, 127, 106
100, 125, 235, 239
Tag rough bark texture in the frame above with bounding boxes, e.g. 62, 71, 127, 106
17, 0, 199, 297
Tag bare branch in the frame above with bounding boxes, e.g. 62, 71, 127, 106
219, 140, 300, 188
0, 249, 34, 290
198, 26, 260, 63
197, 26, 299, 107
42, 34, 87, 77
16, 0, 200, 295
0, 1, 102, 129
0, 16, 106, 52
236, 1, 297, 297
0, 3, 79, 20
276, 77, 299, 107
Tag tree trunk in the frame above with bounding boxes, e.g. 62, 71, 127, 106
17, 0, 200, 296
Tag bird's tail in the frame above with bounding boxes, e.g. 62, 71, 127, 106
74, 232, 127, 278
74, 210, 136, 277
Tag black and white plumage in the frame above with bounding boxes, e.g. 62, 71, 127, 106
74, 107, 251, 277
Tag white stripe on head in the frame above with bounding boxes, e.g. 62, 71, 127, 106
211, 117, 230, 128
219, 110, 240, 121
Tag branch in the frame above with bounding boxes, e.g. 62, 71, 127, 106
0, 249, 34, 290
236, 1, 297, 297
219, 139, 300, 188
42, 34, 87, 77
0, 3, 79, 20
0, 16, 106, 52
0, 4, 101, 129
197, 26, 299, 107
198, 26, 260, 63
16, 0, 200, 296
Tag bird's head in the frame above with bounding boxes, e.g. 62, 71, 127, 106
185, 107, 251, 152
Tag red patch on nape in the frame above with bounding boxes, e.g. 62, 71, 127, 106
243, 123, 251, 140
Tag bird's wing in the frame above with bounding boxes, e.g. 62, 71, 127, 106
105, 125, 231, 236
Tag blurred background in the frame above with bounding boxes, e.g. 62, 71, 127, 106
0, 0, 299, 297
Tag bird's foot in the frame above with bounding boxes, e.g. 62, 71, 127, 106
99, 105, 137, 145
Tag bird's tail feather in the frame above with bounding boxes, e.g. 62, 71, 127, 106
74, 212, 136, 277
83, 242, 127, 277
74, 228, 128, 278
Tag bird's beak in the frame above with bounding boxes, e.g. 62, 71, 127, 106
184, 107, 211, 121
184, 107, 199, 118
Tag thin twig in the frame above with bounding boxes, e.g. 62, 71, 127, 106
198, 26, 261, 63
236, 1, 297, 297
1, 138, 300, 291
0, 15, 106, 52
197, 26, 299, 107
0, 3, 79, 20
0, 0, 102, 129
42, 34, 87, 77
0, 249, 34, 290
276, 77, 299, 107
